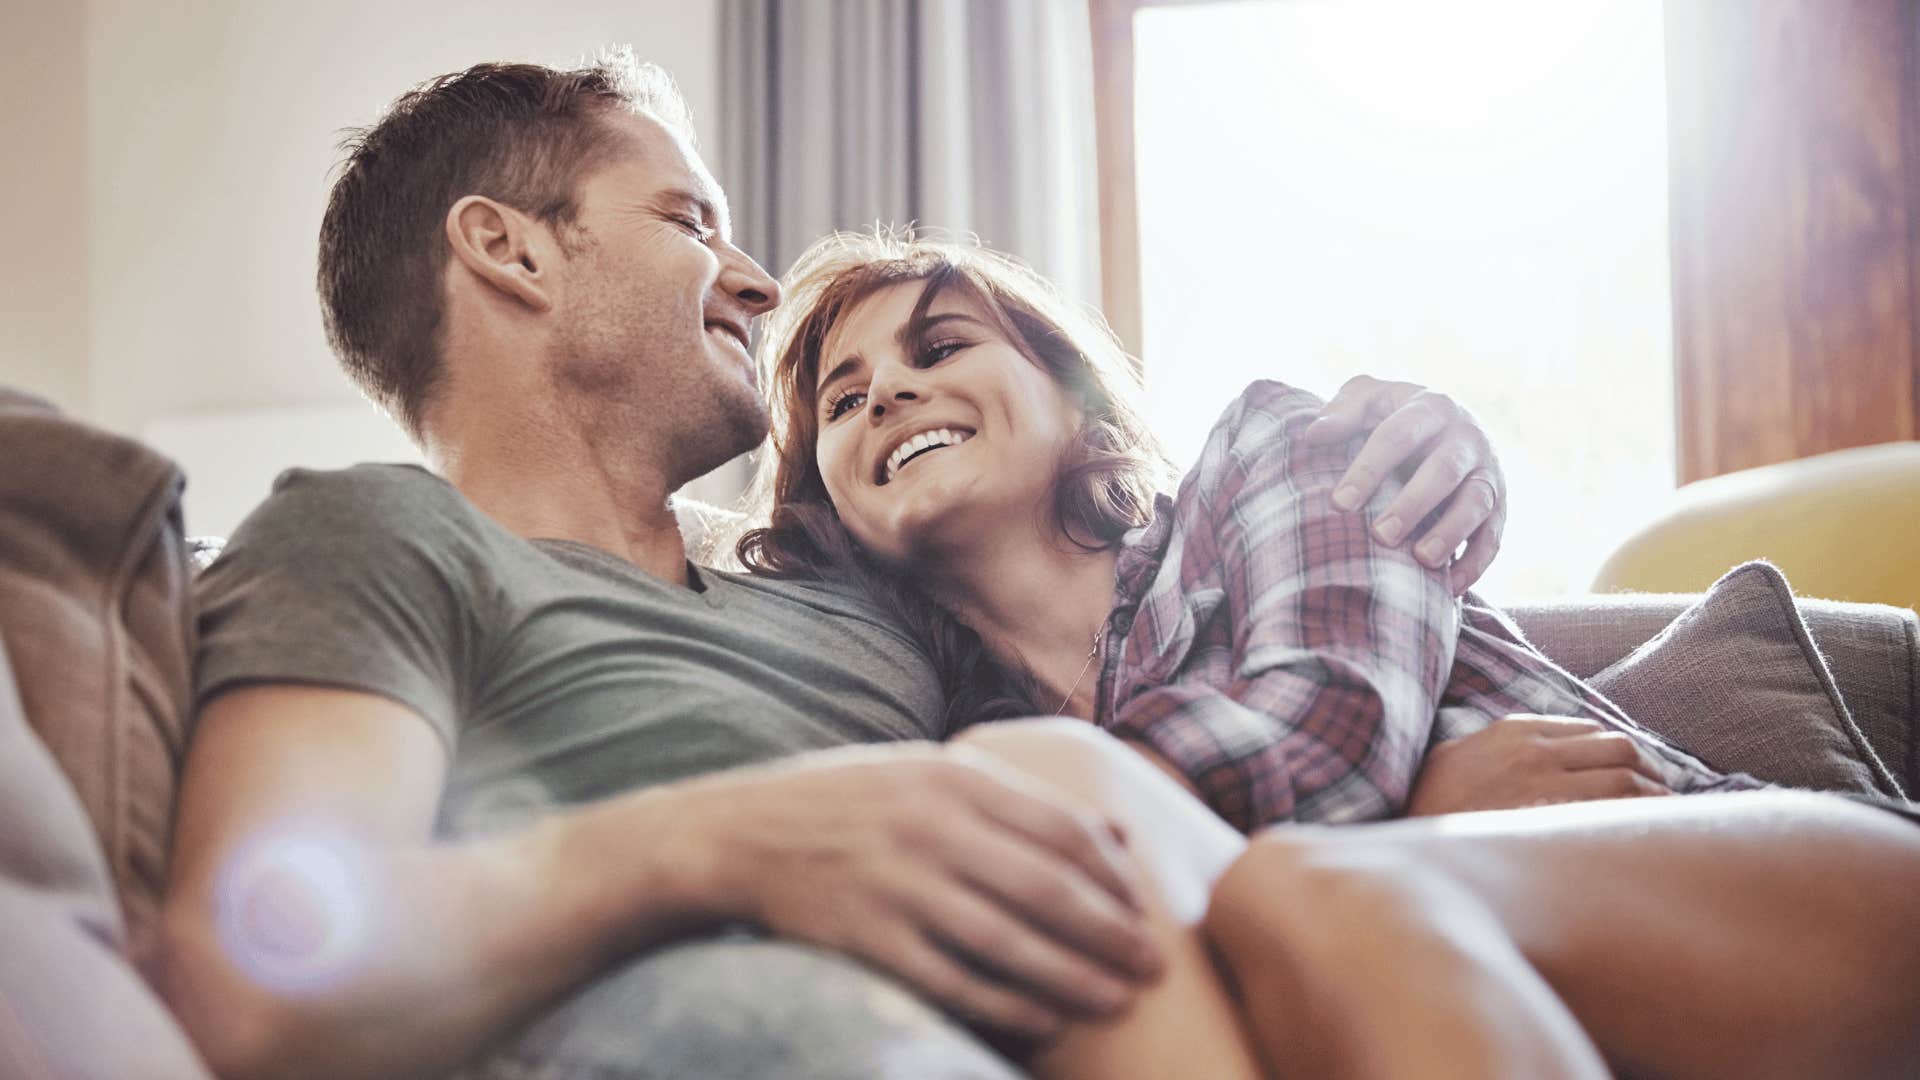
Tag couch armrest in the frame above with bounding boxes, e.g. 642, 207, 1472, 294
1507, 595, 1919, 795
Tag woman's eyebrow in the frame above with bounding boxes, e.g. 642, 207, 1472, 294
898, 312, 986, 345
816, 355, 865, 402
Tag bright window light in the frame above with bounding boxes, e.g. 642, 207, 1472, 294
1135, 0, 1673, 599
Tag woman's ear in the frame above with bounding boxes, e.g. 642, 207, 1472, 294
444, 195, 554, 313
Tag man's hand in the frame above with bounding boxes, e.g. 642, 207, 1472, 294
1405, 715, 1673, 817
679, 743, 1165, 1040
1301, 375, 1506, 594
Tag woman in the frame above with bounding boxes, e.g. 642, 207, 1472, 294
741, 230, 1920, 1078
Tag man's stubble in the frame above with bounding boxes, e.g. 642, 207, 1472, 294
550, 242, 770, 488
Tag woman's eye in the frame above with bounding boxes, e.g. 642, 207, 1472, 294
826, 390, 866, 420
918, 339, 967, 366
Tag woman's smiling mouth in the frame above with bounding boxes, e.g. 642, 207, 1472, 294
877, 427, 975, 485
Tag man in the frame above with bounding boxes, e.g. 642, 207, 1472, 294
157, 53, 1517, 1079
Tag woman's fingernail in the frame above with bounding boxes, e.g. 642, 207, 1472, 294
1332, 485, 1361, 511
1418, 538, 1445, 565
1373, 515, 1402, 544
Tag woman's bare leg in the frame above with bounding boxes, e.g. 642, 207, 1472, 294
953, 720, 1607, 1080
1207, 837, 1607, 1079
1230, 791, 1920, 1079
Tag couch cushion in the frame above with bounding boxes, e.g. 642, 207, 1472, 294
0, 881, 211, 1080
1589, 562, 1903, 796
0, 637, 119, 940
0, 639, 208, 1078
0, 388, 196, 958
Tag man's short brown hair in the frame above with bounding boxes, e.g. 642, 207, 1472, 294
317, 48, 691, 440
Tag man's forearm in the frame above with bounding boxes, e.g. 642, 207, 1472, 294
158, 782, 730, 1080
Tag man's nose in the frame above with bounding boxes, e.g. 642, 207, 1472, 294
721, 246, 782, 317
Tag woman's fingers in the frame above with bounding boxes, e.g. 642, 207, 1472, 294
1550, 732, 1671, 785
1561, 767, 1672, 802
1492, 715, 1606, 738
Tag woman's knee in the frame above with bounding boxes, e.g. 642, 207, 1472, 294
1208, 831, 1488, 961
951, 718, 1135, 805
955, 719, 1245, 925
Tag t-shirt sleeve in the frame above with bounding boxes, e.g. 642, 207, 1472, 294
1108, 381, 1460, 829
193, 467, 485, 749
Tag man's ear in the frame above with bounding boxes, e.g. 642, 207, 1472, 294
444, 195, 555, 313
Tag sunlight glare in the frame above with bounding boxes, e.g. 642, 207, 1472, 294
1135, 0, 1675, 598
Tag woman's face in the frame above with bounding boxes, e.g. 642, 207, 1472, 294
811, 280, 1084, 566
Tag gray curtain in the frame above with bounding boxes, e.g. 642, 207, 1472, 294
718, 0, 1102, 305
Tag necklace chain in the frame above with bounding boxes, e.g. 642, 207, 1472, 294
1054, 624, 1106, 716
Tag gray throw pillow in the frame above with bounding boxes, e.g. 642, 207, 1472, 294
1590, 561, 1903, 796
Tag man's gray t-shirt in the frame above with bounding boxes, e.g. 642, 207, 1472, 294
194, 464, 946, 838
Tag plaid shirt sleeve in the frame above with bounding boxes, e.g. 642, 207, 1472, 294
1104, 381, 1462, 830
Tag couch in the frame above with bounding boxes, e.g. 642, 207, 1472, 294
4, 389, 1916, 1079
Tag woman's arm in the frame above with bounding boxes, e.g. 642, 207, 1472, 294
1110, 382, 1462, 829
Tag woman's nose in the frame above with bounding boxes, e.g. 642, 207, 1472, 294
867, 386, 918, 420
865, 359, 925, 421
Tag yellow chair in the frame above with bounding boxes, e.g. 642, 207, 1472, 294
1592, 441, 1920, 614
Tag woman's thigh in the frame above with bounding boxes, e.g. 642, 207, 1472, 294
1241, 791, 1920, 1080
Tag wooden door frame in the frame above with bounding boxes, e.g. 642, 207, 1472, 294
1090, 0, 1222, 363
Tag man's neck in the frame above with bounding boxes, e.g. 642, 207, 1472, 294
923, 512, 1121, 717
429, 397, 693, 587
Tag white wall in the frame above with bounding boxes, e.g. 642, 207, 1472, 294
0, 1, 90, 414
58, 0, 723, 534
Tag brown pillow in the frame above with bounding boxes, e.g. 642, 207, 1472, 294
1590, 561, 1903, 796
0, 389, 196, 959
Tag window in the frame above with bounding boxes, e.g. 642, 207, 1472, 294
1108, 0, 1675, 599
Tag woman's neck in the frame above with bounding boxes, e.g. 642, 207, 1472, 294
923, 516, 1121, 718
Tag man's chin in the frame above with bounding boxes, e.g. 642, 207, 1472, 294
678, 392, 770, 477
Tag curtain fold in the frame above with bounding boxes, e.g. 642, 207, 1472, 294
719, 0, 1102, 306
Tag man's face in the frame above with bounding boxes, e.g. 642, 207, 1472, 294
549, 112, 781, 482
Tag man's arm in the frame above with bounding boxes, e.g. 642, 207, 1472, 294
159, 687, 1163, 1080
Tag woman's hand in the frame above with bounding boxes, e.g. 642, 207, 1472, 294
1405, 715, 1673, 817
1301, 375, 1506, 594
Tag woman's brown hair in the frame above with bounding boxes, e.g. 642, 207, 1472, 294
736, 229, 1176, 725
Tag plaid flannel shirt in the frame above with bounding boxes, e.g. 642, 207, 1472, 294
1094, 381, 1762, 831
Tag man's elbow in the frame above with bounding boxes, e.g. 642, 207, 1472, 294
153, 910, 300, 1080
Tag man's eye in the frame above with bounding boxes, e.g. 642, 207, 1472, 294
673, 216, 714, 241
826, 389, 866, 420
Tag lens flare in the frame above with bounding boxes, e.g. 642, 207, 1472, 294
214, 828, 374, 993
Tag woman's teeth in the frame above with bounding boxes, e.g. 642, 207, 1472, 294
883, 428, 972, 484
